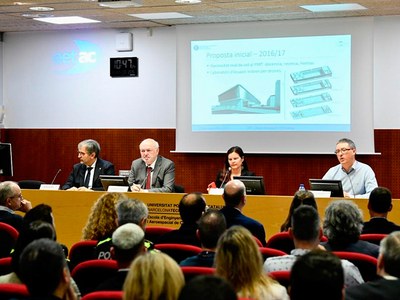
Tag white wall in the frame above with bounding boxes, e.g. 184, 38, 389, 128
2, 16, 400, 129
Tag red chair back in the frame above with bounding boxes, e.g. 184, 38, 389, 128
0, 222, 19, 258
82, 291, 123, 300
0, 283, 29, 298
145, 226, 174, 243
259, 247, 287, 261
266, 232, 294, 254
0, 257, 12, 276
71, 259, 118, 296
180, 266, 215, 282
359, 233, 387, 245
68, 240, 98, 271
154, 244, 202, 263
333, 251, 379, 282
268, 270, 291, 290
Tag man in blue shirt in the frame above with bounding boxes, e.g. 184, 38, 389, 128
323, 138, 378, 198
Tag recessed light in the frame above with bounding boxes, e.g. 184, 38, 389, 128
33, 16, 101, 25
129, 12, 193, 20
175, 0, 201, 3
300, 3, 367, 13
29, 6, 54, 11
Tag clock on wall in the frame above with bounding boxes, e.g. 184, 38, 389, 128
110, 57, 138, 77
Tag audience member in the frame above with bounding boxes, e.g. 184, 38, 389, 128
220, 179, 266, 246
280, 190, 317, 232
62, 139, 115, 191
82, 192, 127, 240
156, 192, 207, 246
346, 231, 400, 300
95, 223, 146, 291
180, 209, 226, 267
362, 186, 400, 234
215, 226, 288, 299
96, 198, 151, 259
178, 275, 237, 300
128, 138, 175, 192
123, 252, 185, 300
321, 200, 379, 257
19, 238, 78, 300
213, 146, 255, 189
322, 138, 378, 198
290, 249, 345, 300
0, 181, 32, 231
264, 205, 363, 287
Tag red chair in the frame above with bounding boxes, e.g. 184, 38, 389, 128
259, 247, 287, 261
333, 251, 379, 282
154, 244, 202, 263
266, 232, 327, 254
145, 226, 174, 243
0, 283, 29, 298
180, 266, 215, 282
0, 257, 12, 276
253, 236, 263, 247
71, 259, 118, 296
68, 240, 98, 271
360, 233, 387, 245
0, 222, 19, 258
82, 291, 123, 300
268, 270, 291, 290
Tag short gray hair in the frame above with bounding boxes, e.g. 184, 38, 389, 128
112, 223, 144, 250
78, 139, 101, 157
116, 198, 148, 226
337, 138, 356, 149
323, 200, 363, 244
0, 181, 17, 206
379, 231, 400, 277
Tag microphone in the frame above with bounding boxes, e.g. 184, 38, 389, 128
51, 169, 62, 185
219, 167, 232, 188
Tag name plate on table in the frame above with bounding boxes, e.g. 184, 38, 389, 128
108, 185, 129, 192
310, 190, 331, 198
40, 184, 60, 190
208, 188, 224, 195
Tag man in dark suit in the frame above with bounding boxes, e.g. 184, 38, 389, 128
62, 139, 115, 191
362, 187, 400, 234
128, 138, 175, 193
346, 231, 400, 300
219, 179, 267, 246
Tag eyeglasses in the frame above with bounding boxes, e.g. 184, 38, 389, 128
334, 148, 352, 155
11, 194, 23, 200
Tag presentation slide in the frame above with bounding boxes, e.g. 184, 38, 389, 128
191, 35, 351, 132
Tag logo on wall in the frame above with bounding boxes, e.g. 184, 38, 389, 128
52, 40, 101, 74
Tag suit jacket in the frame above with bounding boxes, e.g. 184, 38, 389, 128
0, 209, 23, 232
346, 277, 400, 300
62, 158, 115, 191
155, 223, 201, 247
220, 206, 267, 246
127, 156, 175, 193
215, 169, 255, 188
320, 239, 380, 258
362, 218, 400, 234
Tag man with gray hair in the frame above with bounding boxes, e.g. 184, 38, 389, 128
96, 198, 150, 259
346, 231, 400, 299
62, 139, 115, 191
0, 181, 32, 231
96, 223, 146, 291
128, 138, 175, 193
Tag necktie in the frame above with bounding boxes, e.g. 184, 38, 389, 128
84, 167, 93, 188
145, 166, 152, 189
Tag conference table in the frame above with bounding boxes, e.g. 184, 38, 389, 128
20, 190, 399, 251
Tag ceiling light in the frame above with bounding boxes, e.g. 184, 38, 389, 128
33, 16, 101, 25
98, 0, 143, 8
175, 0, 201, 4
301, 3, 367, 13
129, 12, 193, 20
29, 6, 54, 11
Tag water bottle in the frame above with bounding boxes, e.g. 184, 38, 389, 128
298, 183, 306, 191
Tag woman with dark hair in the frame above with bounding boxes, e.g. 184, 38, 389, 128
280, 190, 318, 232
214, 146, 255, 188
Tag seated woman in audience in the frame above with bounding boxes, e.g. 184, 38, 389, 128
215, 226, 289, 299
82, 192, 127, 241
211, 146, 255, 189
280, 190, 317, 232
321, 200, 379, 258
123, 252, 184, 300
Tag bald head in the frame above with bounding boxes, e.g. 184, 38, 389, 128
179, 193, 207, 224
223, 180, 246, 207
139, 138, 159, 165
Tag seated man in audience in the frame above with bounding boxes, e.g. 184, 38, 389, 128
264, 205, 363, 287
219, 179, 266, 246
128, 138, 175, 192
321, 200, 380, 258
322, 138, 378, 198
96, 198, 152, 259
290, 249, 345, 300
96, 223, 146, 291
180, 209, 226, 267
0, 181, 32, 231
19, 238, 77, 300
346, 231, 400, 300
362, 186, 400, 234
62, 139, 115, 191
156, 192, 207, 246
